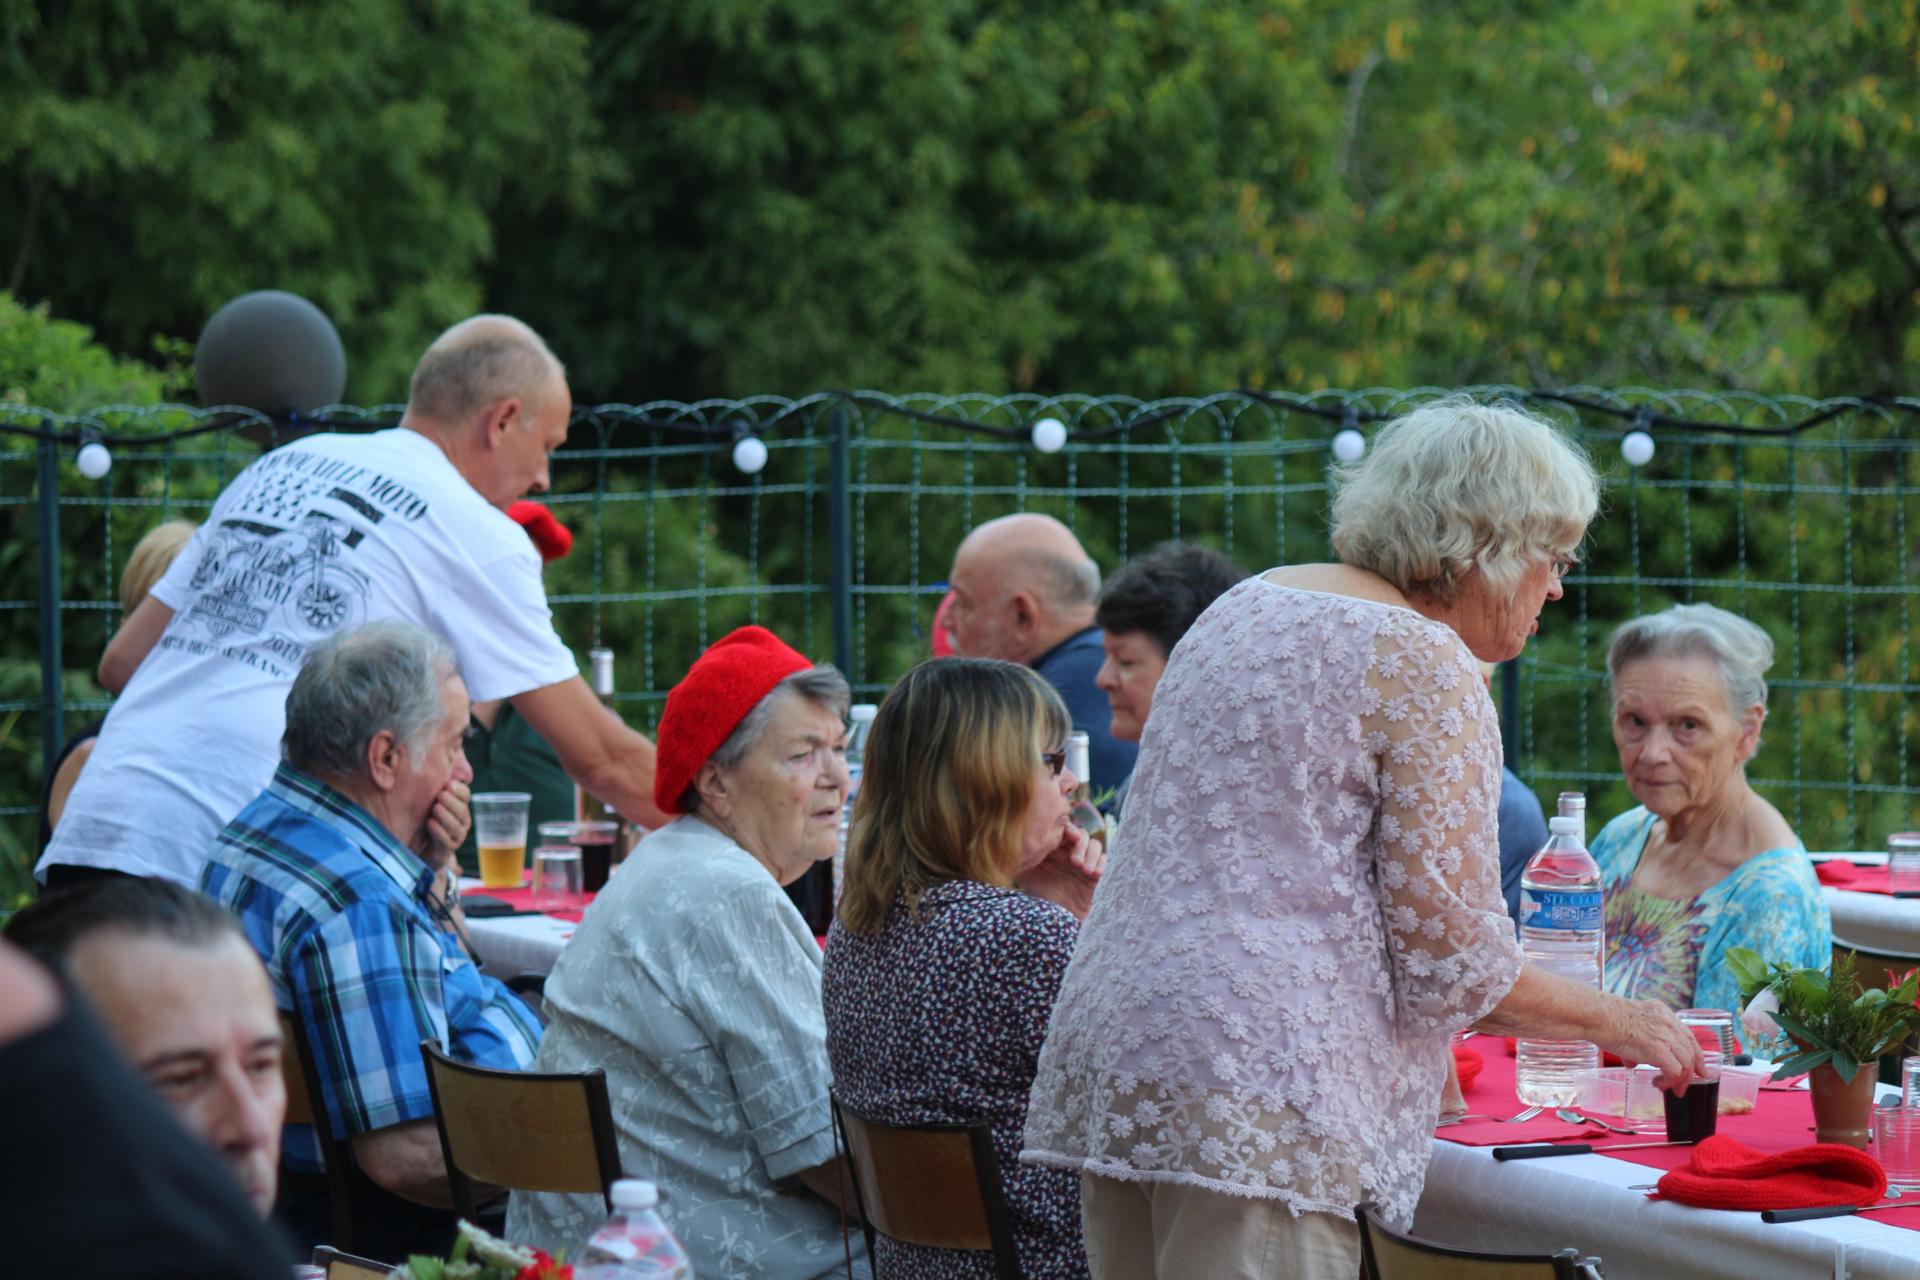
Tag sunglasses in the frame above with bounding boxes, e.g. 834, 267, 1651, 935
1041, 749, 1067, 777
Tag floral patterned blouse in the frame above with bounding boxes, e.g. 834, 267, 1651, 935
823, 880, 1087, 1279
1593, 806, 1831, 1022
1021, 580, 1525, 1229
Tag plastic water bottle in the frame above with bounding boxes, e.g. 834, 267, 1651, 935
576, 1178, 693, 1278
1516, 811, 1604, 1105
834, 703, 879, 900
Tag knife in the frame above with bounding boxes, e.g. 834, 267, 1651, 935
1493, 1140, 1694, 1161
1762, 1202, 1905, 1223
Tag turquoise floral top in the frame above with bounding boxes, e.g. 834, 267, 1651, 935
1592, 806, 1831, 1022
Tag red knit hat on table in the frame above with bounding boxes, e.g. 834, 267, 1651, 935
1652, 1134, 1887, 1210
653, 625, 814, 815
508, 501, 573, 563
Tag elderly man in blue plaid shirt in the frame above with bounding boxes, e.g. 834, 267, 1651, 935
203, 618, 541, 1260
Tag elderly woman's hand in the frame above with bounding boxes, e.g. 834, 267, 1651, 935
1601, 997, 1707, 1092
1018, 822, 1107, 922
414, 778, 472, 873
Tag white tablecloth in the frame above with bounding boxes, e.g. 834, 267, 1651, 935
464, 911, 574, 978
1826, 887, 1920, 958
1418, 1134, 1920, 1280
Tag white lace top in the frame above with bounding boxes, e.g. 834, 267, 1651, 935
1021, 580, 1525, 1227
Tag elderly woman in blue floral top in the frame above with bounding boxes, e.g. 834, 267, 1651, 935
824, 658, 1106, 1279
1594, 603, 1830, 1026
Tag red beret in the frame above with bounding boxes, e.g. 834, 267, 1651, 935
931, 589, 957, 657
653, 625, 814, 815
508, 501, 573, 563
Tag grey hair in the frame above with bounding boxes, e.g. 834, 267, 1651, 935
283, 620, 460, 781
682, 664, 852, 816
1607, 603, 1775, 714
1018, 548, 1101, 610
1330, 395, 1600, 605
408, 314, 565, 424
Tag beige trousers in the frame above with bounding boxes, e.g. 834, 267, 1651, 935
1081, 1172, 1362, 1280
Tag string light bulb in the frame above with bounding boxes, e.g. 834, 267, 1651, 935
731, 433, 768, 475
1331, 428, 1366, 463
77, 440, 113, 479
1621, 430, 1655, 467
1030, 417, 1068, 453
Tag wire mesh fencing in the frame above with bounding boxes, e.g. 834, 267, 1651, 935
3, 388, 1916, 895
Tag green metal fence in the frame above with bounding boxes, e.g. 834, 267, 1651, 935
4, 389, 1917, 895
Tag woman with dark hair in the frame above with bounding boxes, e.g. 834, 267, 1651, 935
1092, 543, 1246, 811
824, 658, 1106, 1279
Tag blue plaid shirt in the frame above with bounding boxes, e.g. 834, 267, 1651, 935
202, 763, 541, 1171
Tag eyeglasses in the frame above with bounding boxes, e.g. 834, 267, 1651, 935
1041, 749, 1067, 778
1549, 555, 1577, 581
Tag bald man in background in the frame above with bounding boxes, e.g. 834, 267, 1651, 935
947, 513, 1138, 795
42, 314, 669, 891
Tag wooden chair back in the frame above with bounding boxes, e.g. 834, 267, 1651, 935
311, 1245, 393, 1280
831, 1094, 1020, 1279
1357, 1202, 1596, 1280
279, 1011, 359, 1253
1836, 941, 1920, 992
418, 1039, 622, 1220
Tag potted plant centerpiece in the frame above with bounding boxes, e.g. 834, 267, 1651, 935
1728, 946, 1920, 1148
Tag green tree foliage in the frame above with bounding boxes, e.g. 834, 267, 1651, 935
0, 292, 177, 409
0, 0, 606, 400
493, 0, 1919, 399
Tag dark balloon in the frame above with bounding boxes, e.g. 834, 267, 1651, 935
194, 291, 347, 416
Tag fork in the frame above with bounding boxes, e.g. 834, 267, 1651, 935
1437, 1105, 1545, 1127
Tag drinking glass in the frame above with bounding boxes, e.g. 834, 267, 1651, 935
1663, 1051, 1723, 1143
1677, 1008, 1737, 1058
1890, 832, 1920, 893
1904, 1055, 1920, 1109
532, 845, 584, 912
473, 792, 532, 888
1873, 1103, 1920, 1191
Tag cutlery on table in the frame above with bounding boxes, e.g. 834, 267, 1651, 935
1493, 1139, 1695, 1161
1553, 1109, 1647, 1135
1437, 1105, 1546, 1128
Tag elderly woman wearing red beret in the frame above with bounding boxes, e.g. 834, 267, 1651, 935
508, 626, 869, 1278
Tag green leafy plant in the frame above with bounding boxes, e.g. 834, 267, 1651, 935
400, 1219, 570, 1280
1729, 946, 1920, 1084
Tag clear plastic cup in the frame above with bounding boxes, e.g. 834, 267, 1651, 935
1677, 1008, 1737, 1058
1889, 832, 1920, 893
473, 792, 532, 888
1873, 1103, 1920, 1191
532, 845, 583, 911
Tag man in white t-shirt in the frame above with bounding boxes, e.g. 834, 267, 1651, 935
39, 314, 669, 890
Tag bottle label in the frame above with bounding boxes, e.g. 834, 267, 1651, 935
1521, 889, 1601, 932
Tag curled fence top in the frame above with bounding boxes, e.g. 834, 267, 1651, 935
3, 387, 1919, 450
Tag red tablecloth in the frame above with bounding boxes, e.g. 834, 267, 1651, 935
1442, 1042, 1920, 1229
1815, 861, 1897, 894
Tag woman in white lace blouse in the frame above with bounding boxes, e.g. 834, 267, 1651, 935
1021, 399, 1706, 1279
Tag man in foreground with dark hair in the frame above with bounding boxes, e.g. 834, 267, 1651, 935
4, 876, 286, 1219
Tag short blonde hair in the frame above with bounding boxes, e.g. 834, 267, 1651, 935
120, 520, 197, 615
837, 658, 1071, 936
1331, 397, 1600, 604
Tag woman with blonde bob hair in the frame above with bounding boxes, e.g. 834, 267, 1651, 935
824, 657, 1105, 1279
1022, 397, 1703, 1279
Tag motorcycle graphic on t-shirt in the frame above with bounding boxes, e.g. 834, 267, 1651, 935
185, 511, 372, 643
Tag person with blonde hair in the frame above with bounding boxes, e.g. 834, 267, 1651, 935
1593, 602, 1828, 1022
1022, 398, 1703, 1278
825, 657, 1105, 1278
38, 518, 198, 849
